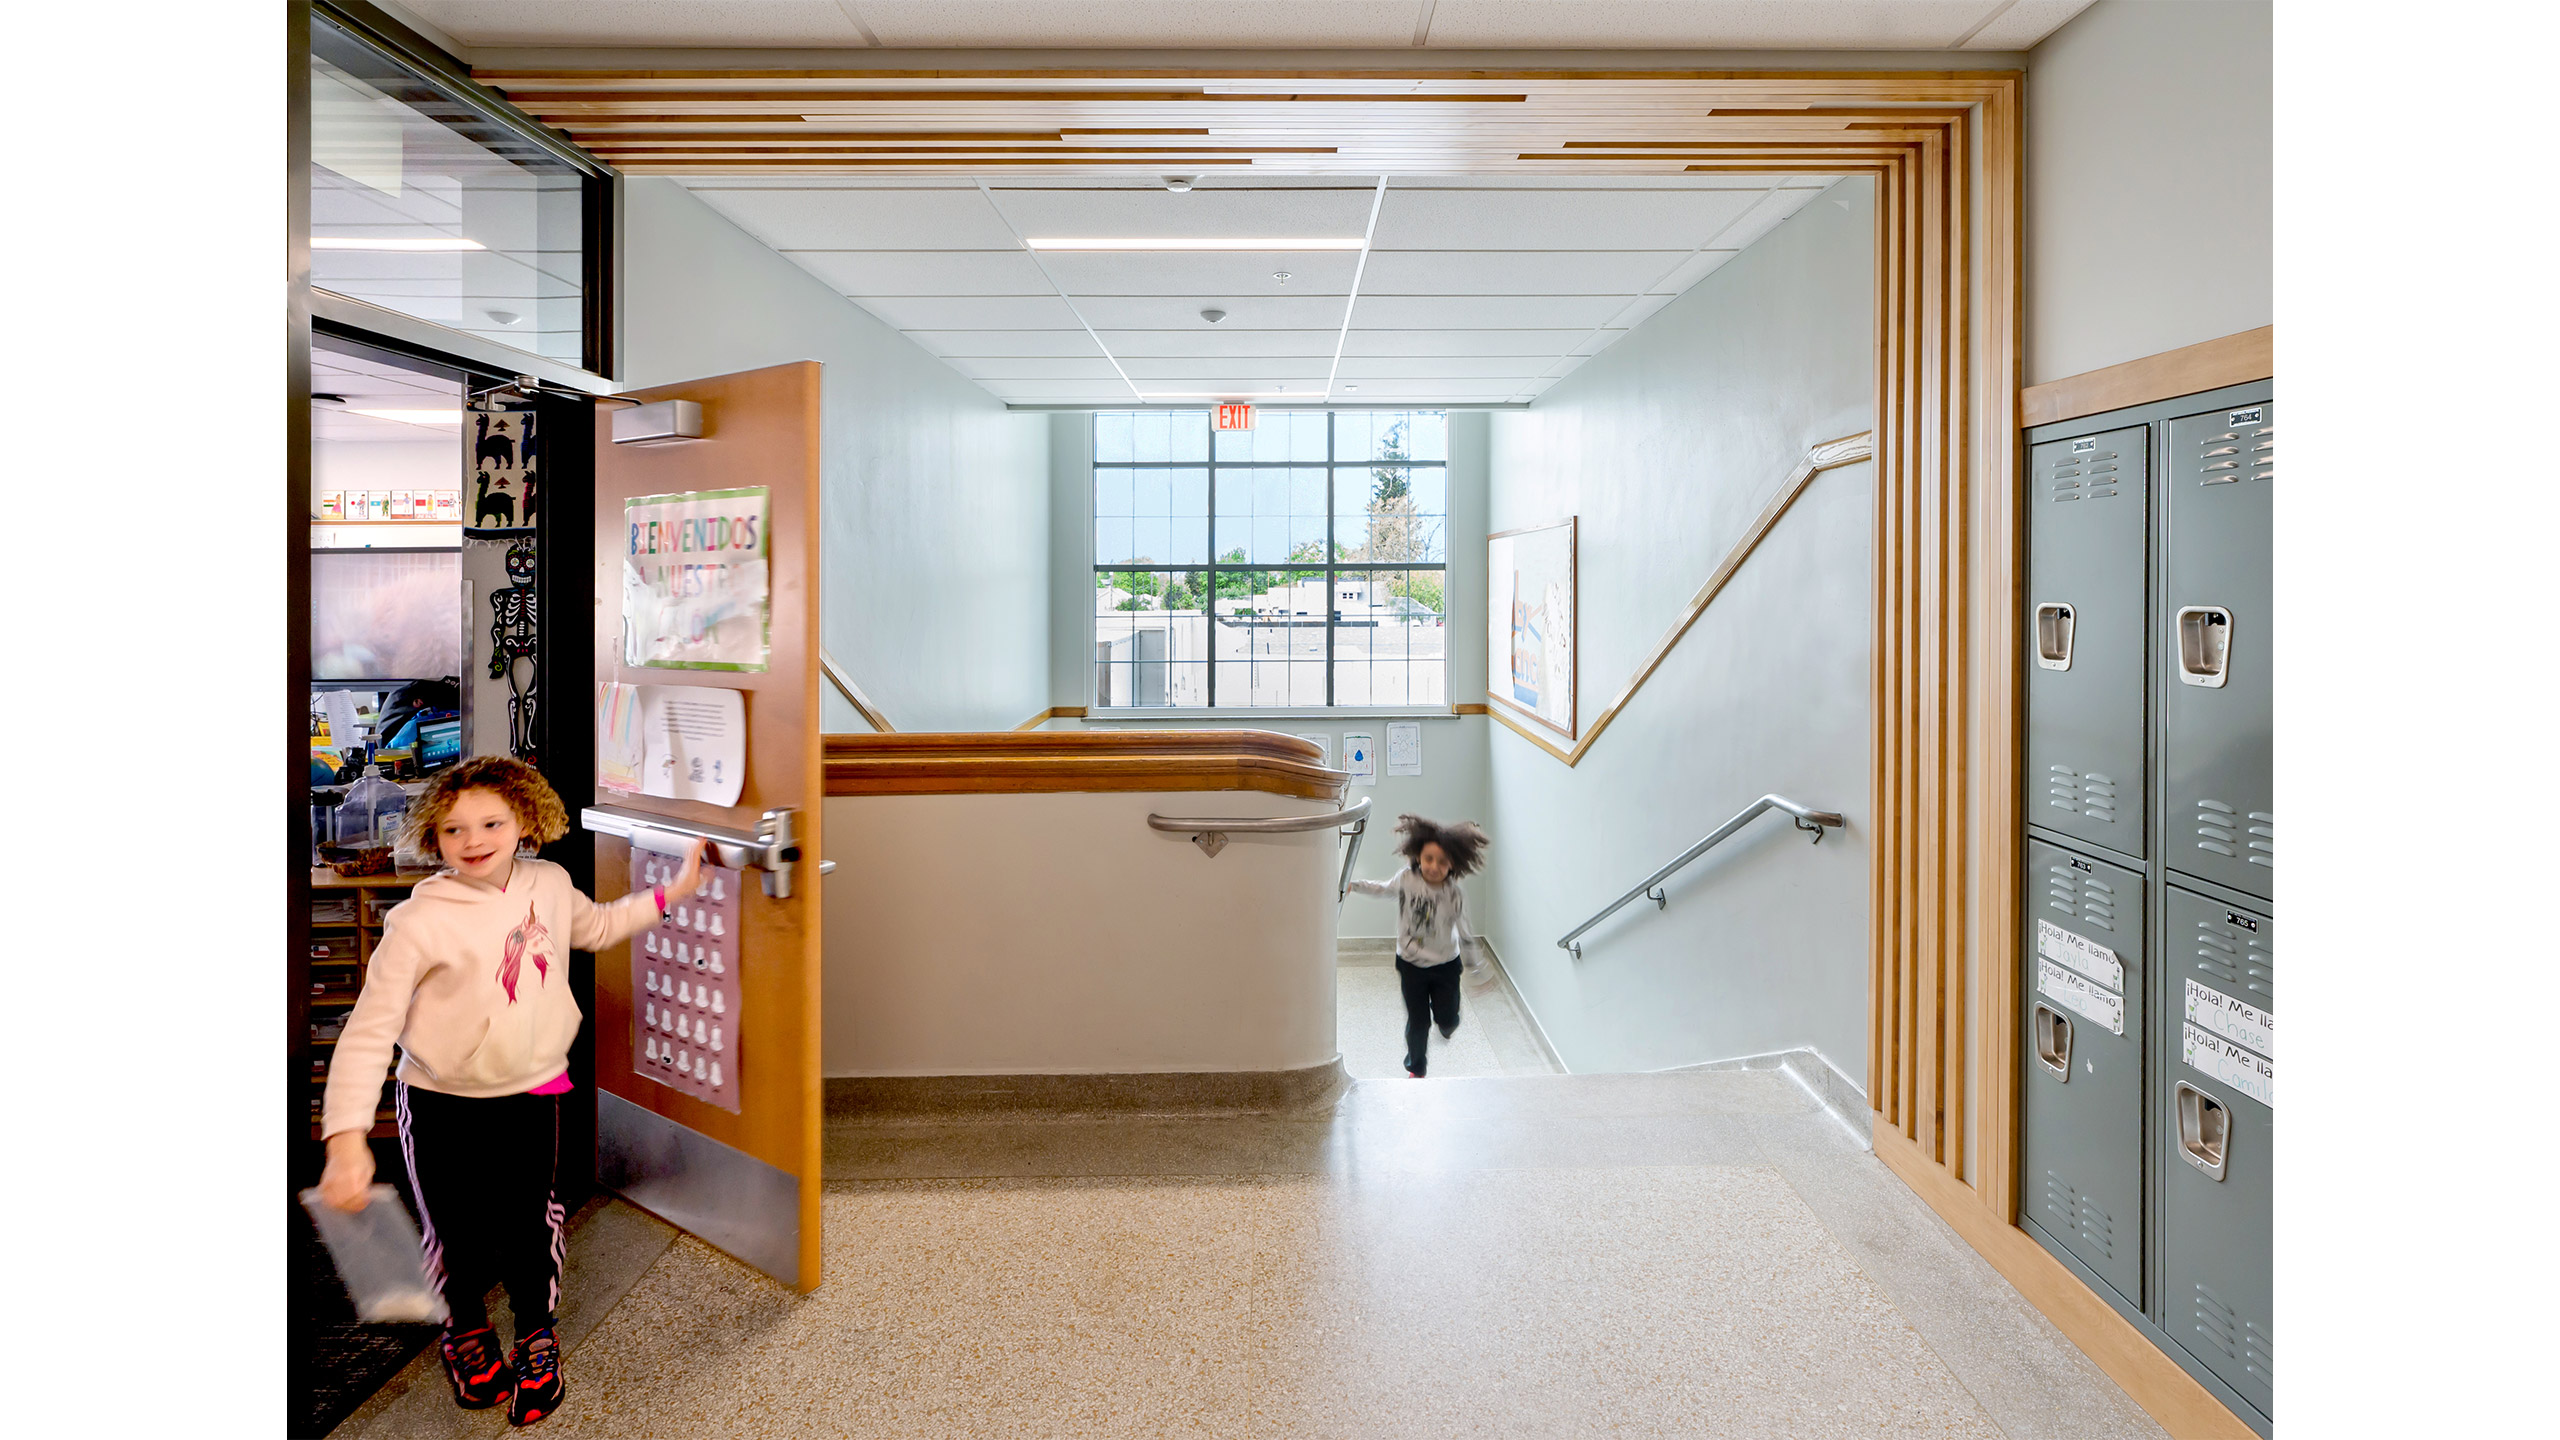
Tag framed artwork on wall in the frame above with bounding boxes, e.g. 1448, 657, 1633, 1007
1486, 518, 1577, 741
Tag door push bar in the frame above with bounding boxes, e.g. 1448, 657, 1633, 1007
582, 804, 808, 899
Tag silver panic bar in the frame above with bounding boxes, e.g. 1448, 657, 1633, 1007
582, 804, 802, 899
1148, 797, 1372, 868
1557, 794, 1844, 958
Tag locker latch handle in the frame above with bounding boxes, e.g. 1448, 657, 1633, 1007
2032, 1002, 2073, 1080
2034, 603, 2075, 672
2174, 1080, 2230, 1181
2175, 606, 2233, 689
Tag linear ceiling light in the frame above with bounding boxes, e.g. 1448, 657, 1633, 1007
313, 236, 486, 252
1135, 392, 1300, 399
1024, 237, 1365, 251
349, 408, 466, 425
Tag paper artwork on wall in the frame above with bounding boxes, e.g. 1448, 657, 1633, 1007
1343, 732, 1377, 784
622, 487, 771, 672
597, 681, 748, 808
1486, 518, 1578, 740
1387, 721, 1423, 777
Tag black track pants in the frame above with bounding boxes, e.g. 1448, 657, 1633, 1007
397, 1083, 565, 1336
1396, 956, 1463, 1075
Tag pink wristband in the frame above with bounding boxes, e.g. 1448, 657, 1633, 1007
653, 883, 667, 914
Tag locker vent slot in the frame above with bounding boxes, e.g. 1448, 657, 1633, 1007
2047, 765, 2120, 825
2251, 425, 2274, 483
2040, 1173, 2117, 1261
2195, 431, 2244, 484
2193, 1283, 2274, 1388
2245, 811, 2274, 869
2043, 861, 2117, 931
2194, 798, 2241, 857
2192, 918, 2275, 1004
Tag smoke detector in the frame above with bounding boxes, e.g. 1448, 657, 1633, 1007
1200, 308, 1227, 324
1163, 176, 1194, 192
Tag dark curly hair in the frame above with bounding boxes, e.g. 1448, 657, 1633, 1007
403, 755, 570, 859
1394, 813, 1489, 878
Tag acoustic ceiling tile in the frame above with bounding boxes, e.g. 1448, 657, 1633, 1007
402, 0, 864, 47
1358, 250, 1686, 296
1116, 357, 1335, 381
902, 330, 1104, 357
1099, 329, 1341, 358
850, 294, 1085, 330
1643, 249, 1742, 296
1039, 250, 1360, 297
1423, 1, 1995, 49
682, 187, 1020, 251
942, 357, 1128, 381
1336, 356, 1560, 380
1370, 187, 1767, 252
1341, 328, 1588, 357
1074, 294, 1352, 329
1350, 294, 1629, 329
1965, 1, 2099, 49
984, 185, 1382, 241
786, 249, 1051, 296
857, 1, 1421, 48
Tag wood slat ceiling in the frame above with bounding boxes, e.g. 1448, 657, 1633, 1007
473, 70, 2013, 175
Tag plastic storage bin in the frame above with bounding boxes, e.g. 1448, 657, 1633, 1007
298, 1184, 447, 1324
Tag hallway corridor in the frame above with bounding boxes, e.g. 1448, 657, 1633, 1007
331, 1069, 2164, 1439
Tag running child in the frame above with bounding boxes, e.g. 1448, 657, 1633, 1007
1345, 814, 1490, 1077
316, 756, 704, 1428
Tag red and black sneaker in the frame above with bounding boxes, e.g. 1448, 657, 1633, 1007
438, 1324, 513, 1410
506, 1325, 564, 1427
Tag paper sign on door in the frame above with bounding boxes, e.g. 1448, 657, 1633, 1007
597, 682, 747, 808
2184, 978, 2273, 1057
2035, 919, 2125, 992
2182, 1024, 2274, 1109
2037, 959, 2124, 1035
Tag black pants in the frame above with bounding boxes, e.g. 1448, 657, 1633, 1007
397, 1083, 565, 1336
1396, 956, 1463, 1074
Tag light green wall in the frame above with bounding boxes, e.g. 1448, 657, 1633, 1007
618, 176, 1051, 734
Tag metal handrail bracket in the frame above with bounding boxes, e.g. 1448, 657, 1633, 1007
1558, 794, 1844, 957
1148, 797, 1373, 863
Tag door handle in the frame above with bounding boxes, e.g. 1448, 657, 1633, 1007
2174, 1080, 2230, 1181
2175, 605, 2233, 688
2032, 1002, 2073, 1080
2034, 602, 2076, 671
583, 804, 804, 899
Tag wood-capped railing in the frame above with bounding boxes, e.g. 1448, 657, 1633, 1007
824, 730, 1349, 801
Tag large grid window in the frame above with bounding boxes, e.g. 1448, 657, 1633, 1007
1095, 410, 1448, 709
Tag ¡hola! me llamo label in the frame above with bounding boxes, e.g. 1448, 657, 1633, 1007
2036, 919, 2125, 992
2182, 1024, 2274, 1109
2184, 978, 2273, 1057
2036, 959, 2124, 1036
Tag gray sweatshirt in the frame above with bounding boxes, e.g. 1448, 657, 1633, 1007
1345, 866, 1472, 966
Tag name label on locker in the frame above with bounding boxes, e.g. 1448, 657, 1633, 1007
2228, 407, 2264, 426
2183, 1024, 2274, 1108
2035, 919, 2125, 992
2037, 959, 2125, 1035
2071, 437, 2097, 453
2184, 978, 2274, 1056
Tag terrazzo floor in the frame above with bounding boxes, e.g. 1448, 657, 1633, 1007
1333, 947, 1562, 1080
329, 1067, 2169, 1440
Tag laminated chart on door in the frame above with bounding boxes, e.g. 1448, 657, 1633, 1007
2183, 1024, 2274, 1108
628, 847, 742, 1112
2036, 958, 2124, 1035
2035, 919, 2125, 990
2183, 977, 2273, 1057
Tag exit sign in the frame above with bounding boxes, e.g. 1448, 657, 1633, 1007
1215, 403, 1256, 431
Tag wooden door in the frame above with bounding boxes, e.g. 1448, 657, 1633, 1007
588, 362, 822, 1290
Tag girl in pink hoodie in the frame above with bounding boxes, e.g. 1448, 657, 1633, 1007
316, 756, 701, 1427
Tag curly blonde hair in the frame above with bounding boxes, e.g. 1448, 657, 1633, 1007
403, 755, 570, 859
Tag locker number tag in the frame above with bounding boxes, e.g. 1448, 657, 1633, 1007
2036, 919, 2125, 992
2184, 978, 2273, 1057
2037, 959, 2125, 1036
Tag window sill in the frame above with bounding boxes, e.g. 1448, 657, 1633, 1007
1084, 707, 1478, 721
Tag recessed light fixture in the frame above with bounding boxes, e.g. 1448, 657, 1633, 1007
1023, 237, 1363, 251
350, 408, 466, 426
1343, 385, 1360, 392
312, 236, 487, 252
1138, 392, 1297, 400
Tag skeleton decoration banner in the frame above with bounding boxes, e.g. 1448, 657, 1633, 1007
461, 398, 541, 761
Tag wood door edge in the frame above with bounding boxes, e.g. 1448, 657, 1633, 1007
1869, 1120, 2260, 1440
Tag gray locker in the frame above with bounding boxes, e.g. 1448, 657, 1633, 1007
2019, 838, 2145, 1305
2027, 425, 2149, 859
2159, 886, 2274, 1420
2161, 401, 2275, 899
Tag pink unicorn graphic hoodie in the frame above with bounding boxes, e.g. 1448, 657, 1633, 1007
321, 858, 660, 1138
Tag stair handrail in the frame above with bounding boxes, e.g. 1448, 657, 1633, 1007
1557, 794, 1844, 957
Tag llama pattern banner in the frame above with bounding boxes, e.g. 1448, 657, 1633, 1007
463, 401, 539, 536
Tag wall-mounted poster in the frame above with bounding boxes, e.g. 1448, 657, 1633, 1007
463, 401, 539, 537
622, 487, 771, 671
1487, 518, 1577, 740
